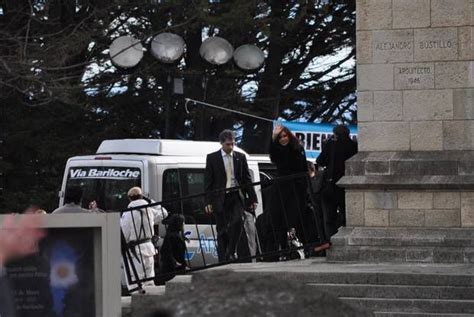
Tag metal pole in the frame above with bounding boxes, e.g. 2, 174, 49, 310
165, 74, 172, 138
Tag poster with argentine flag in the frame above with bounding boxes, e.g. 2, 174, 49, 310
275, 121, 358, 159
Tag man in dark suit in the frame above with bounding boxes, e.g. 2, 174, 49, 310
204, 130, 258, 262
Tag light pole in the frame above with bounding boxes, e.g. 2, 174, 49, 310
108, 33, 265, 140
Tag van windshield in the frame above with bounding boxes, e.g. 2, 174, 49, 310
66, 166, 141, 211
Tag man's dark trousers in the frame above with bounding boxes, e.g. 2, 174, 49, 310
215, 191, 249, 261
321, 182, 346, 237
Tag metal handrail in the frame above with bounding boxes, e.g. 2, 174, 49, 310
121, 171, 328, 292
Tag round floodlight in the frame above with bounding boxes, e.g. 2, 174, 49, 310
151, 33, 185, 63
233, 44, 265, 70
109, 36, 144, 68
199, 37, 234, 65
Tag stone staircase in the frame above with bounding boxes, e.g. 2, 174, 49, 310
270, 262, 473, 316
328, 227, 474, 264
194, 261, 474, 316
123, 260, 474, 316
311, 283, 474, 316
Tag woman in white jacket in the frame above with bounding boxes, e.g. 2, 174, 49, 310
121, 187, 168, 291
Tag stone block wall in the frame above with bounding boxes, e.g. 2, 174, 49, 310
341, 151, 474, 229
346, 190, 474, 227
356, 0, 474, 152
331, 0, 474, 263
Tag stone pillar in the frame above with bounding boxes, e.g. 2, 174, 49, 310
330, 0, 474, 263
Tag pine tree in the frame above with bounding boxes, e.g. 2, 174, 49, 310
0, 0, 355, 211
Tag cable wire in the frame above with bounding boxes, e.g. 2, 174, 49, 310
185, 98, 274, 123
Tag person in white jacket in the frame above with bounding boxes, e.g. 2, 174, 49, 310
121, 187, 168, 291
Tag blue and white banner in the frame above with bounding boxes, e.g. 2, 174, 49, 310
275, 121, 358, 159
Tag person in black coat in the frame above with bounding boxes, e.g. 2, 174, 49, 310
316, 124, 358, 237
204, 130, 258, 262
269, 124, 308, 252
156, 213, 187, 284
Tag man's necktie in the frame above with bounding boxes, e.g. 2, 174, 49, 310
226, 154, 233, 189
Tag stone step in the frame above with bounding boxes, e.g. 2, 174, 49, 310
328, 245, 474, 264
307, 283, 474, 300
222, 270, 474, 287
332, 228, 474, 248
121, 296, 131, 317
130, 285, 166, 316
207, 260, 474, 286
374, 312, 474, 317
341, 297, 474, 314
328, 228, 474, 264
142, 285, 166, 295
165, 275, 193, 296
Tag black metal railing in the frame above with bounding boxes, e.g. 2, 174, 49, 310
120, 171, 330, 293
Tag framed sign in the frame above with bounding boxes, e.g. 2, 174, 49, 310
2, 214, 120, 317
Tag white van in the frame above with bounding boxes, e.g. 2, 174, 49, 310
59, 139, 270, 267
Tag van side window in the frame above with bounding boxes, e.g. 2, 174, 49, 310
162, 169, 181, 215
162, 168, 215, 225
179, 169, 211, 225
